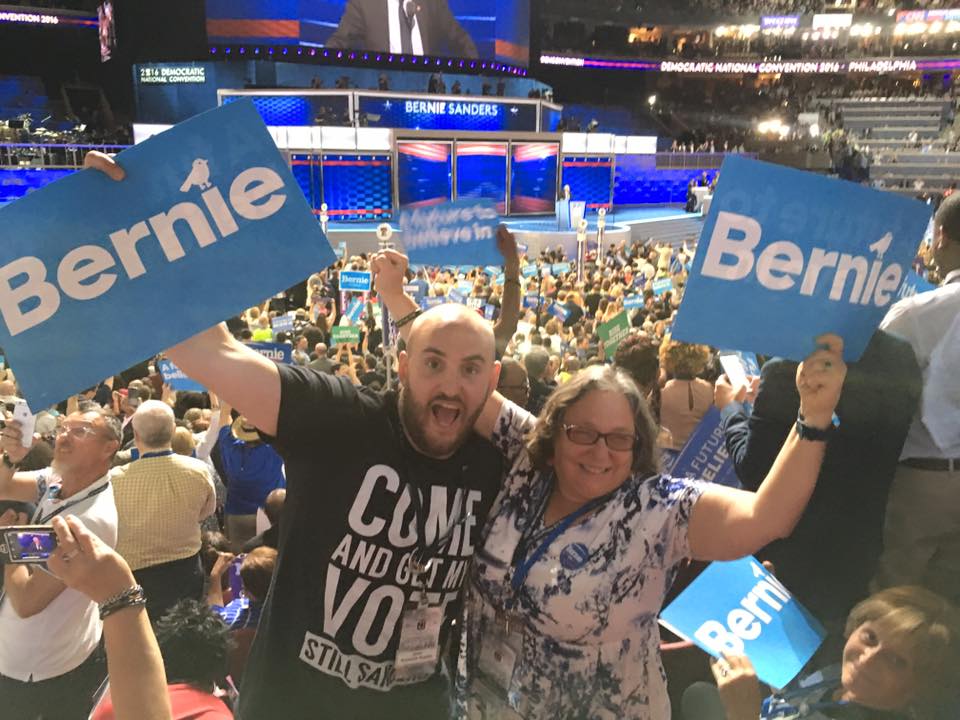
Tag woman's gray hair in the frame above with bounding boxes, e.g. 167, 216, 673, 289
526, 365, 660, 476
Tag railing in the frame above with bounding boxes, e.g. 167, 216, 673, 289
654, 152, 756, 169
0, 143, 131, 169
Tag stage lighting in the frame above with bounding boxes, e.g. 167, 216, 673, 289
647, 94, 657, 107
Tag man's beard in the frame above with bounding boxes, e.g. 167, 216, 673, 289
398, 386, 487, 459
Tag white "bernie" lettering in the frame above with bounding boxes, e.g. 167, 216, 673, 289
694, 560, 793, 655
0, 166, 287, 336
701, 211, 903, 307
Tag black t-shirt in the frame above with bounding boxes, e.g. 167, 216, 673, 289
238, 366, 503, 720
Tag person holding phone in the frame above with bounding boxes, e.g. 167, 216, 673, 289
0, 408, 121, 720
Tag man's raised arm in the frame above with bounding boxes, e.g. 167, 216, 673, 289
166, 324, 281, 437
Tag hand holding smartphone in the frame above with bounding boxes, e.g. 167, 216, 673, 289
12, 401, 35, 449
0, 525, 58, 564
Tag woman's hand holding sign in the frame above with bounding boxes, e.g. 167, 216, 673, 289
796, 334, 846, 430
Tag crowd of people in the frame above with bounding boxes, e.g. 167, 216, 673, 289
0, 150, 958, 720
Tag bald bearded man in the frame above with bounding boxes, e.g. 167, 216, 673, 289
166, 303, 503, 719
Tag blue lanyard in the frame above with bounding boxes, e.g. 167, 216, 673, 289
508, 478, 607, 596
140, 450, 174, 459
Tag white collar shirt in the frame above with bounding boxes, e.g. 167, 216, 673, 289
880, 274, 960, 459
387, 0, 424, 55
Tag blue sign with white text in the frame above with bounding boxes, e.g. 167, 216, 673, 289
157, 359, 205, 393
660, 556, 825, 689
672, 156, 931, 361
523, 294, 540, 310
245, 342, 293, 364
668, 406, 740, 489
357, 96, 538, 132
271, 314, 294, 333
400, 199, 501, 267
340, 270, 372, 292
652, 278, 673, 296
522, 264, 538, 278
0, 99, 334, 408
549, 303, 569, 321
624, 294, 644, 310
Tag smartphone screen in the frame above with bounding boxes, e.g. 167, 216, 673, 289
719, 353, 749, 392
3, 529, 58, 563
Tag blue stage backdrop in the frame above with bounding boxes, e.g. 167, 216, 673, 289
222, 93, 350, 126
614, 155, 719, 205
456, 142, 507, 213
510, 142, 558, 214
562, 156, 613, 213
290, 153, 320, 208
322, 154, 393, 220
0, 169, 76, 206
398, 141, 453, 208
205, 0, 530, 66
357, 95, 538, 132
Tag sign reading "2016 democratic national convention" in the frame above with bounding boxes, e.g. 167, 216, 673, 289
672, 156, 931, 361
0, 99, 335, 408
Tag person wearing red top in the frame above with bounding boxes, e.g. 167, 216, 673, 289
92, 600, 233, 720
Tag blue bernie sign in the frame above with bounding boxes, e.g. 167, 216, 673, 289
420, 296, 444, 310
652, 278, 673, 296
157, 359, 205, 393
522, 264, 539, 278
271, 314, 294, 333
668, 406, 739, 489
245, 342, 292, 364
624, 294, 644, 310
549, 303, 569, 321
660, 556, 825, 690
0, 99, 334, 408
672, 156, 931, 362
340, 270, 372, 292
523, 294, 540, 310
399, 199, 501, 267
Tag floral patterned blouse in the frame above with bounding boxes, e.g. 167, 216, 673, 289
461, 400, 706, 720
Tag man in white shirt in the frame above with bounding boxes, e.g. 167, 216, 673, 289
0, 408, 121, 720
326, 0, 478, 58
873, 192, 960, 602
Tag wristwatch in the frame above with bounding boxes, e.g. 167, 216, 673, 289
795, 412, 839, 442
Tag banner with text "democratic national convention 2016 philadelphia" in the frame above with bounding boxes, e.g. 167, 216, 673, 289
0, 99, 335, 408
672, 156, 931, 362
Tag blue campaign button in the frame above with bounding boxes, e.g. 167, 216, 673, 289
559, 542, 590, 570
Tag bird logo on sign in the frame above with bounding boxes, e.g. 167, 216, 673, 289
180, 158, 212, 192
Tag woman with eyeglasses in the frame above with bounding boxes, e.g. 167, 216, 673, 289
461, 336, 847, 720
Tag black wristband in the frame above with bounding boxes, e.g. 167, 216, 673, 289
395, 309, 422, 329
795, 413, 837, 442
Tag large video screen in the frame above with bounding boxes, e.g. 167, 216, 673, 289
205, 0, 530, 66
510, 142, 558, 215
456, 142, 506, 213
398, 141, 452, 208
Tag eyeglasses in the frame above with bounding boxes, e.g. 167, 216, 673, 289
499, 382, 530, 392
562, 424, 636, 452
56, 424, 106, 441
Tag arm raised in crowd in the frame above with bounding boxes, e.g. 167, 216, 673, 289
493, 226, 521, 357
83, 151, 281, 436
47, 515, 173, 720
687, 335, 847, 561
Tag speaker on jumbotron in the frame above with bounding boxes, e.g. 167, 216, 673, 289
111, 0, 208, 63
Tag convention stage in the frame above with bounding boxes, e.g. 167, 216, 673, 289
328, 207, 705, 258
